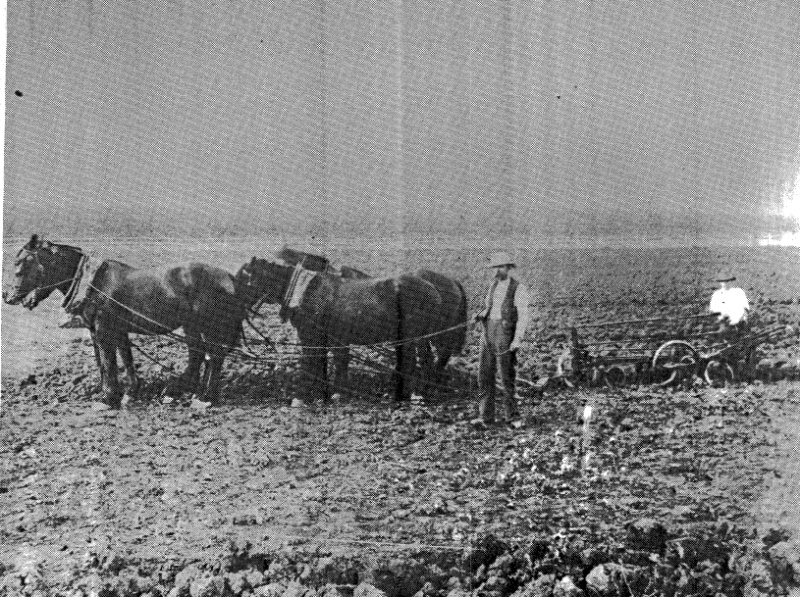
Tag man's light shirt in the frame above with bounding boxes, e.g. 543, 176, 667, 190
709, 287, 749, 325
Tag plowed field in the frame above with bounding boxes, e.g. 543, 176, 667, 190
2, 237, 799, 597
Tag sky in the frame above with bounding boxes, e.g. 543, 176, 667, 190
3, 1, 800, 242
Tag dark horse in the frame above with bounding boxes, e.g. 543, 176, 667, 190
237, 257, 442, 402
4, 235, 254, 406
274, 246, 467, 374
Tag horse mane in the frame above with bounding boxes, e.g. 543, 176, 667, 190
25, 235, 84, 256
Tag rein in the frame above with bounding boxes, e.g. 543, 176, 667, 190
24, 275, 83, 296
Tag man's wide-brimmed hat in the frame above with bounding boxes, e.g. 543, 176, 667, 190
715, 271, 736, 282
487, 251, 515, 268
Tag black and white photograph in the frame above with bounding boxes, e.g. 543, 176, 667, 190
2, 2, 800, 595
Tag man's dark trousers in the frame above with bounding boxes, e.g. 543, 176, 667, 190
479, 319, 518, 423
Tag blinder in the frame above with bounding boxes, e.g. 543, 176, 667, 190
11, 248, 46, 307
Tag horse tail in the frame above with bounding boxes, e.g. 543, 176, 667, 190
414, 270, 467, 366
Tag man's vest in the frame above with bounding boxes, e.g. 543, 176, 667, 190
486, 277, 519, 332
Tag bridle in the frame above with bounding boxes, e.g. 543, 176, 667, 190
238, 260, 313, 318
12, 244, 87, 308
13, 248, 46, 293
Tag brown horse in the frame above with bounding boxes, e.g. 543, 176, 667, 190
275, 246, 467, 374
237, 257, 441, 402
4, 235, 255, 406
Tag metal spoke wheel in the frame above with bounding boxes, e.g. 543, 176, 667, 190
652, 340, 700, 386
704, 359, 736, 387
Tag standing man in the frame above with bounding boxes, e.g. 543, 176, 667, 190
474, 251, 530, 426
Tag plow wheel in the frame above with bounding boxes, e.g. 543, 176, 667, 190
605, 363, 637, 387
652, 340, 699, 386
704, 359, 736, 387
604, 365, 627, 387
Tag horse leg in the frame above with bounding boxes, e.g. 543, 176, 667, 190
394, 344, 415, 402
94, 328, 122, 407
117, 334, 140, 397
435, 343, 452, 378
300, 346, 329, 403
416, 341, 435, 398
170, 327, 204, 395
332, 348, 350, 396
199, 326, 238, 405
89, 327, 105, 393
200, 352, 226, 405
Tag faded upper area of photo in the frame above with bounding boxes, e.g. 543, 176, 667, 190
4, 1, 800, 244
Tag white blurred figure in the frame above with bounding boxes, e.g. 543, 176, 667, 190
709, 272, 749, 326
709, 271, 754, 381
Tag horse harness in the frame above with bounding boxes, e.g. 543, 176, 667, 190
61, 253, 91, 312
278, 263, 317, 321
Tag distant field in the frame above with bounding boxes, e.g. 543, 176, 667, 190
3, 235, 799, 380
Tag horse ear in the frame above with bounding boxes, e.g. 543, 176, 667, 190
26, 234, 39, 249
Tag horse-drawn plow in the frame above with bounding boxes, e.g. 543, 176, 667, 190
557, 313, 798, 389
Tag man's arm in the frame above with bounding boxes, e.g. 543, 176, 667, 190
510, 283, 530, 350
709, 290, 723, 314
738, 289, 750, 322
474, 286, 491, 322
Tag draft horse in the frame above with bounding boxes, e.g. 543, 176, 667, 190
274, 246, 467, 375
237, 257, 442, 402
4, 235, 253, 406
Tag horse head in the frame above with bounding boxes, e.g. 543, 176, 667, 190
235, 257, 293, 307
3, 235, 85, 309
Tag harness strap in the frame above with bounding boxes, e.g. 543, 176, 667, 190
279, 263, 317, 321
61, 254, 90, 310
283, 263, 304, 310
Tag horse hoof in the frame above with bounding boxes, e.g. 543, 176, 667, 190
98, 391, 122, 408
291, 398, 306, 408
